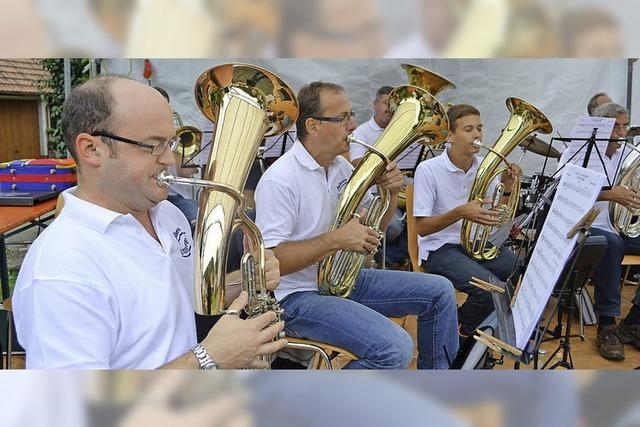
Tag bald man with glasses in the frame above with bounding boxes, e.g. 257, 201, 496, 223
12, 76, 286, 369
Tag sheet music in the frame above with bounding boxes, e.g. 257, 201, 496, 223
561, 117, 615, 174
396, 142, 423, 169
262, 128, 297, 158
513, 163, 603, 349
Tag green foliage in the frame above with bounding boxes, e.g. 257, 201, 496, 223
37, 59, 91, 158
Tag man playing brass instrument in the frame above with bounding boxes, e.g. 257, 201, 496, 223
413, 104, 520, 339
558, 102, 640, 361
12, 76, 286, 369
255, 81, 458, 369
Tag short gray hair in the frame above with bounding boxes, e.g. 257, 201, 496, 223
592, 102, 628, 119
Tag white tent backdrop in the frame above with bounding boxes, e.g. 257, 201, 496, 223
103, 58, 632, 176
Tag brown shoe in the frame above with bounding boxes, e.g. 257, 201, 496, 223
596, 324, 625, 361
618, 321, 640, 350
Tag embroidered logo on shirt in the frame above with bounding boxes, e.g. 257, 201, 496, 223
173, 227, 192, 258
336, 178, 349, 198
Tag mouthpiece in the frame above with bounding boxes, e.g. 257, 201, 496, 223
156, 169, 175, 188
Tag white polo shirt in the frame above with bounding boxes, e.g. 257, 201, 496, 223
557, 145, 625, 234
350, 116, 385, 161
12, 188, 197, 369
255, 140, 373, 301
414, 149, 495, 261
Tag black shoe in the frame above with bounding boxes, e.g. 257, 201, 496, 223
596, 324, 625, 361
618, 321, 640, 350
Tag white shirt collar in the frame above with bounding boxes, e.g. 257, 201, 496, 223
61, 187, 163, 234
291, 140, 343, 171
368, 116, 384, 132
441, 148, 480, 173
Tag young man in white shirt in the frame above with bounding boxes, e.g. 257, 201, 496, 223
413, 104, 520, 338
255, 81, 458, 369
12, 76, 286, 369
559, 102, 640, 361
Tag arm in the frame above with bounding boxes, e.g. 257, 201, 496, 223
598, 186, 640, 211
375, 161, 404, 232
273, 219, 379, 276
161, 291, 286, 370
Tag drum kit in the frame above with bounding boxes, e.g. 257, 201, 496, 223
517, 134, 561, 213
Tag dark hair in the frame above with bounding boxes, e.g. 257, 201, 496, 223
375, 85, 393, 101
62, 75, 132, 162
296, 81, 344, 142
587, 92, 609, 116
446, 104, 480, 132
153, 86, 170, 103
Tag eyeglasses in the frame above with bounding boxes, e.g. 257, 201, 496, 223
91, 131, 180, 156
311, 111, 356, 125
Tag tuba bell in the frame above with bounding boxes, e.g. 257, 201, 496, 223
610, 140, 640, 237
318, 71, 451, 298
461, 98, 552, 261
175, 125, 203, 159
157, 63, 298, 325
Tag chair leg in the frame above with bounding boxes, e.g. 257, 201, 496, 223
7, 311, 12, 369
285, 342, 333, 370
622, 265, 631, 289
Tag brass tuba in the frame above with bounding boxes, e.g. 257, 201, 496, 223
610, 140, 640, 237
461, 98, 552, 261
318, 73, 451, 298
157, 63, 298, 321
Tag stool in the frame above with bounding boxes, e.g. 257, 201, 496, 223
621, 255, 640, 288
285, 337, 359, 369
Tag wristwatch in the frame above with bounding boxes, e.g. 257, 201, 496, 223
190, 344, 218, 370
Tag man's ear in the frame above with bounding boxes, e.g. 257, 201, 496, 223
75, 133, 102, 167
305, 117, 317, 136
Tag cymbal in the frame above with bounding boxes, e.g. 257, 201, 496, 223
519, 135, 561, 159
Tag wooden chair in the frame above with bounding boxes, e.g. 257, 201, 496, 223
405, 184, 425, 273
621, 254, 640, 288
54, 193, 64, 217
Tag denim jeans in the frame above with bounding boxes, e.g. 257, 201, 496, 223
279, 268, 458, 369
424, 244, 518, 335
590, 228, 640, 316
167, 194, 198, 235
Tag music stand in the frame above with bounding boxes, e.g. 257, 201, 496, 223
539, 234, 607, 369
472, 207, 601, 368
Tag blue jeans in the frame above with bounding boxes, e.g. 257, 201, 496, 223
167, 194, 198, 235
590, 228, 640, 316
424, 244, 518, 334
280, 269, 458, 369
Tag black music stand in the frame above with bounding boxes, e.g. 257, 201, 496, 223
471, 208, 601, 369
539, 234, 607, 369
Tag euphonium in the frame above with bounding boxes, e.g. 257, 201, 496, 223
461, 98, 552, 261
175, 125, 203, 158
610, 140, 640, 237
318, 84, 450, 298
157, 63, 298, 323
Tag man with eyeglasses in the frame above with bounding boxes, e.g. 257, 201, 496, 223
254, 81, 458, 369
557, 102, 640, 361
12, 76, 287, 369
